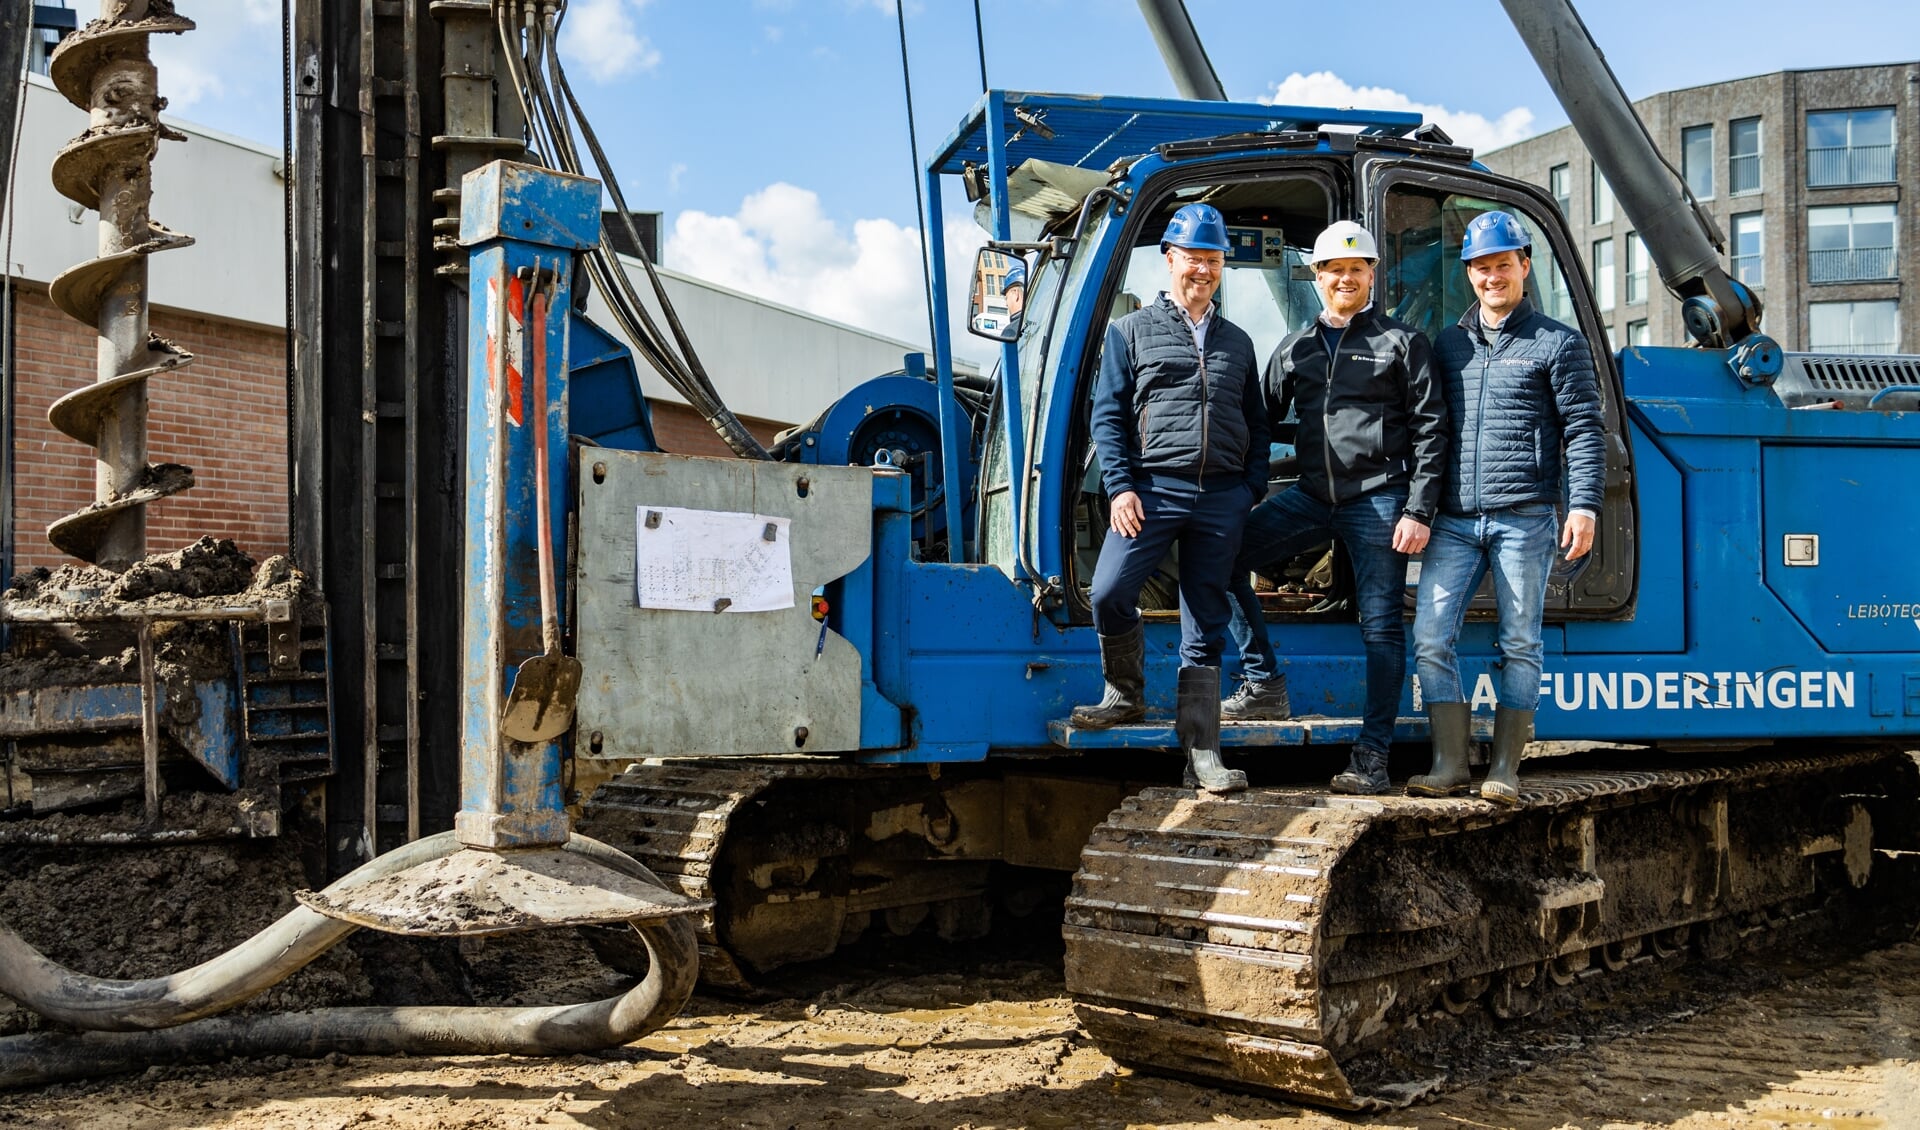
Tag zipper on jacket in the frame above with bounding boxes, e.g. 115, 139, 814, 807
1324, 325, 1348, 504
1196, 335, 1210, 489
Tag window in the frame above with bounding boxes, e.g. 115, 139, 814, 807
1545, 257, 1574, 322
1682, 125, 1713, 199
1591, 165, 1615, 224
1373, 187, 1575, 347
1809, 300, 1898, 354
1627, 319, 1650, 347
1592, 237, 1615, 312
1807, 107, 1896, 186
1808, 203, 1897, 282
1626, 233, 1649, 304
1730, 117, 1762, 195
1550, 164, 1571, 217
1730, 213, 1764, 287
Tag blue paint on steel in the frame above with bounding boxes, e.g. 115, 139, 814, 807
179, 680, 241, 789
924, 161, 967, 565
568, 309, 658, 453
459, 161, 597, 847
925, 92, 1424, 178
983, 94, 1028, 582
1762, 444, 1920, 654
459, 161, 602, 252
796, 371, 975, 547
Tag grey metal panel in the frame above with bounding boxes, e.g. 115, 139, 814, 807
576, 451, 872, 758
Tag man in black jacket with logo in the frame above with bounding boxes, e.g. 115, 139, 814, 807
1223, 221, 1449, 796
1070, 203, 1268, 794
1407, 210, 1605, 805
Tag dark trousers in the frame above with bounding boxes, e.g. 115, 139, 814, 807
1089, 475, 1254, 668
1228, 484, 1409, 752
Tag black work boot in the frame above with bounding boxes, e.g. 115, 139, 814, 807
1069, 625, 1148, 729
1220, 673, 1292, 721
1407, 702, 1473, 797
1178, 665, 1246, 793
1330, 745, 1390, 796
1480, 706, 1533, 805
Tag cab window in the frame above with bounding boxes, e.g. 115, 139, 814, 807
1067, 176, 1332, 618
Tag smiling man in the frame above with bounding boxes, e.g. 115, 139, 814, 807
1222, 221, 1448, 796
1406, 209, 1605, 805
1075, 202, 1269, 794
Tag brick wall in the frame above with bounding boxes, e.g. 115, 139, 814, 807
8, 286, 290, 574
6, 286, 794, 577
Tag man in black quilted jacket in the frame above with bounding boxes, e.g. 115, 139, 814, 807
1069, 203, 1268, 794
1407, 210, 1606, 805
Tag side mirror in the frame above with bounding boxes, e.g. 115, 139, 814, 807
967, 248, 1025, 343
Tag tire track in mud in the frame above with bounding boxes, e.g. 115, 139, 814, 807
1437, 942, 1920, 1129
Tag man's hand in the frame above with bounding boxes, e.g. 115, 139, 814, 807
1562, 511, 1596, 560
1392, 516, 1430, 555
1110, 491, 1145, 537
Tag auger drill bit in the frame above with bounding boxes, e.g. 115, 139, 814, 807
44, 0, 197, 571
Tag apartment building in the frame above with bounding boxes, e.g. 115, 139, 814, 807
1480, 63, 1919, 354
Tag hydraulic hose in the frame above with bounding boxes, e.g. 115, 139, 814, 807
0, 832, 699, 1085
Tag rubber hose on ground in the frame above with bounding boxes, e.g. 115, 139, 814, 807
0, 832, 700, 1085
0, 912, 699, 1088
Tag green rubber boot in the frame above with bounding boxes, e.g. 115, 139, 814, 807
1480, 706, 1533, 806
1408, 702, 1473, 797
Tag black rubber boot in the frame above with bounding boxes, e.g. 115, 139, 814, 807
1178, 665, 1246, 793
1407, 701, 1473, 797
1480, 706, 1533, 806
1069, 625, 1148, 729
1330, 745, 1390, 796
1220, 673, 1292, 721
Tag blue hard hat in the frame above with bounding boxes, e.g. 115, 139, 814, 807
1003, 258, 1026, 289
1460, 210, 1531, 261
1160, 203, 1232, 254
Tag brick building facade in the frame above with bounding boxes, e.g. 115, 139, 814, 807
7, 287, 290, 574
1480, 63, 1919, 355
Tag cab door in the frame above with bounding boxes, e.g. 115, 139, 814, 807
1365, 161, 1637, 618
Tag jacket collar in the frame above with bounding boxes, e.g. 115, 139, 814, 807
1459, 296, 1536, 341
1154, 292, 1215, 328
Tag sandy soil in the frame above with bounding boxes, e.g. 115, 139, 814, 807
0, 923, 1913, 1130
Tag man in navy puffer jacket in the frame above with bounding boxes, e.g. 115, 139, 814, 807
1071, 203, 1268, 793
1408, 210, 1606, 805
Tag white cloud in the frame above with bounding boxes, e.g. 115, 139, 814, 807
667, 162, 688, 193
561, 0, 663, 83
148, 44, 225, 110
665, 183, 992, 364
1262, 71, 1535, 153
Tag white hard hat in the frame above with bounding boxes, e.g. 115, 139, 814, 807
1310, 221, 1378, 265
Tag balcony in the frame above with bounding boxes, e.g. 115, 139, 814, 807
1809, 246, 1896, 283
1732, 254, 1763, 288
1808, 144, 1895, 186
1729, 153, 1761, 195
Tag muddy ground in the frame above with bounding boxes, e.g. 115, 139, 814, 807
0, 833, 1915, 1130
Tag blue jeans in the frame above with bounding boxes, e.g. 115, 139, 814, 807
1228, 485, 1409, 753
1090, 474, 1254, 667
1413, 503, 1559, 710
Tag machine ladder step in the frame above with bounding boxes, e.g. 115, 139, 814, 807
1047, 715, 1494, 750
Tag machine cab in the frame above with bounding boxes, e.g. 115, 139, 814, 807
941, 96, 1637, 636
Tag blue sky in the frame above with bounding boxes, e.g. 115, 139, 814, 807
79, 0, 1920, 352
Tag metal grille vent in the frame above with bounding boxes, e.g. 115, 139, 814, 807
1799, 355, 1920, 394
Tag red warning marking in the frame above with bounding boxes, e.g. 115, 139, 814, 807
504, 275, 526, 427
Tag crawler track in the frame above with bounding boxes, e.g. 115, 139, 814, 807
1062, 747, 1917, 1110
